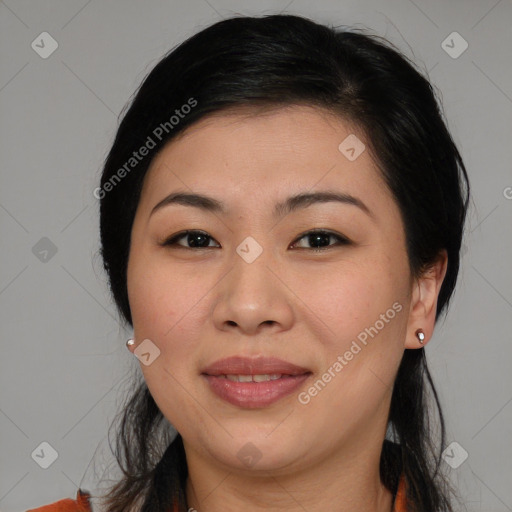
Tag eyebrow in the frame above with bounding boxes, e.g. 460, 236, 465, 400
150, 190, 374, 220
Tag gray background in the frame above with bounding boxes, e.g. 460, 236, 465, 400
0, 0, 511, 511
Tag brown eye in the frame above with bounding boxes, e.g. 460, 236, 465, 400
162, 230, 220, 249
291, 230, 351, 252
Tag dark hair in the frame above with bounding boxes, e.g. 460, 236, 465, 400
96, 13, 469, 512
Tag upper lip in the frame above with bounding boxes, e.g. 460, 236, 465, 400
202, 356, 311, 376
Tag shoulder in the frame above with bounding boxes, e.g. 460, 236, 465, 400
26, 489, 92, 512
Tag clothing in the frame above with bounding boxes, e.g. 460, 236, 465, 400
26, 489, 92, 512
26, 477, 408, 511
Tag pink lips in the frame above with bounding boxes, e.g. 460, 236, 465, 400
201, 356, 312, 409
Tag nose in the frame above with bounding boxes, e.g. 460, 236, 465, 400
210, 244, 295, 336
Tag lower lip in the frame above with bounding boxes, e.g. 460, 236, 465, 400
202, 374, 311, 408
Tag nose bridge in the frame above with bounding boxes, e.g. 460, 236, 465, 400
211, 233, 294, 333
230, 234, 275, 305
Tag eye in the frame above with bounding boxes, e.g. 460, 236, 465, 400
290, 230, 351, 252
161, 230, 220, 249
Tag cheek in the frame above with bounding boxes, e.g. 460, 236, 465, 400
296, 261, 408, 402
127, 257, 213, 431
128, 263, 176, 337
127, 256, 213, 358
296, 262, 408, 413
294, 261, 403, 346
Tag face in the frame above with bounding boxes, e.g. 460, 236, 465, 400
126, 105, 415, 474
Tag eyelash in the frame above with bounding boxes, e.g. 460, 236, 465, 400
161, 229, 351, 253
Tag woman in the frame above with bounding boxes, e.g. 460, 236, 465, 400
29, 13, 469, 512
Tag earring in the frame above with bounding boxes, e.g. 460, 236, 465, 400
126, 338, 135, 349
415, 329, 425, 344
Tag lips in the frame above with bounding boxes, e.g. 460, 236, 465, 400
202, 356, 310, 376
201, 356, 312, 408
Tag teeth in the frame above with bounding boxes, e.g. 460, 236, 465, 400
223, 374, 283, 382
253, 374, 270, 382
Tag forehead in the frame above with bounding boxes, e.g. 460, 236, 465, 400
139, 105, 392, 215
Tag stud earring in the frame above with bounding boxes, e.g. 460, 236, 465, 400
126, 338, 135, 349
415, 329, 425, 344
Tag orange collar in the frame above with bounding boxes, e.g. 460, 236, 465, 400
393, 475, 408, 512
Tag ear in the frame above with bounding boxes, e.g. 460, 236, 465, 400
405, 250, 448, 349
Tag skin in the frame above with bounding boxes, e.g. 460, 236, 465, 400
126, 105, 447, 512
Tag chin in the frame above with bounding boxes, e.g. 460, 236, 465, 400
203, 430, 308, 473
